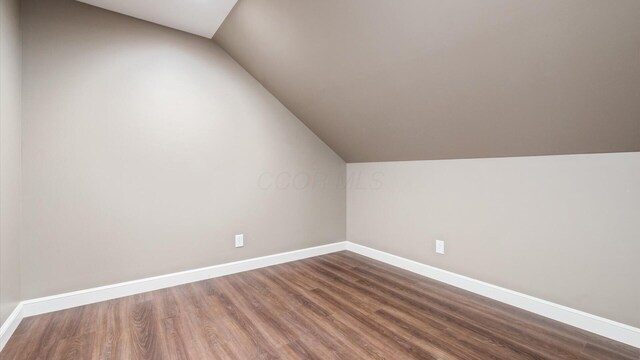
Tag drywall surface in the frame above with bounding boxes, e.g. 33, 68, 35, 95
216, 0, 640, 162
0, 0, 22, 324
21, 0, 345, 299
347, 152, 640, 327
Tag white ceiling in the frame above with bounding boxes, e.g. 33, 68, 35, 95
77, 0, 238, 38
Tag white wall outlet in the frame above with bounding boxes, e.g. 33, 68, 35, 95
435, 239, 445, 254
235, 234, 244, 248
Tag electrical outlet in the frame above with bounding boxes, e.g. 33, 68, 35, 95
235, 234, 244, 248
435, 239, 445, 254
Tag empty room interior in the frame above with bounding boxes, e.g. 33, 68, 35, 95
1, 0, 639, 359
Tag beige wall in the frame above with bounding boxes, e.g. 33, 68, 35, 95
0, 0, 22, 325
13, 0, 639, 333
21, 0, 345, 299
347, 152, 640, 327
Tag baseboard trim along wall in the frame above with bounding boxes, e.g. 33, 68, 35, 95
22, 242, 348, 317
1, 241, 638, 351
0, 242, 347, 352
345, 242, 640, 348
0, 303, 24, 352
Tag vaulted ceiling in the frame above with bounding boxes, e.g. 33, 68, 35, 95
215, 0, 640, 162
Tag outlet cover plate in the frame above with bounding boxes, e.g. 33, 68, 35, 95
235, 234, 244, 248
435, 240, 445, 254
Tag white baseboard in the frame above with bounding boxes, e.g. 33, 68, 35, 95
0, 241, 347, 352
0, 303, 24, 352
22, 241, 348, 317
2, 240, 638, 352
346, 241, 640, 348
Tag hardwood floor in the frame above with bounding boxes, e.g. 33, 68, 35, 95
2, 251, 638, 359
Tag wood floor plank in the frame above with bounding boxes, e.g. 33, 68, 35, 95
265, 266, 400, 359
2, 251, 638, 359
249, 270, 379, 359
129, 299, 169, 360
314, 256, 585, 359
332, 251, 640, 358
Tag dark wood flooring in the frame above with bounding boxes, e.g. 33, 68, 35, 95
1, 251, 638, 359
